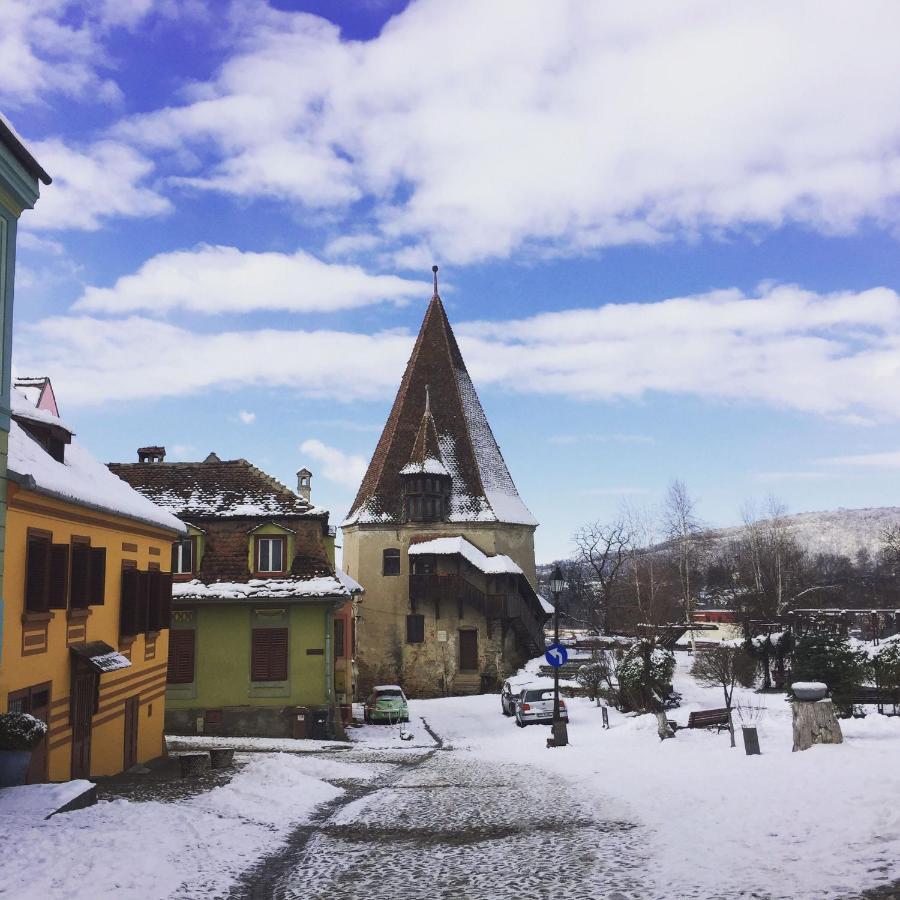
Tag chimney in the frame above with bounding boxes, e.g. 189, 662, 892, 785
297, 467, 312, 502
138, 446, 166, 464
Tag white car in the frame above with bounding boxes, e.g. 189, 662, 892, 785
515, 686, 568, 727
500, 679, 519, 716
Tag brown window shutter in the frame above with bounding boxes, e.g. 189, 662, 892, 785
25, 536, 51, 612
145, 570, 161, 631
70, 544, 90, 609
88, 547, 106, 605
48, 544, 69, 610
406, 614, 425, 644
137, 572, 152, 633
120, 568, 139, 636
251, 628, 288, 682
167, 630, 195, 684
158, 571, 173, 629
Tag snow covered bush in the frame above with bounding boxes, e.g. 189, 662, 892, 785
791, 633, 869, 715
743, 631, 794, 690
616, 640, 675, 713
0, 712, 47, 751
576, 652, 616, 703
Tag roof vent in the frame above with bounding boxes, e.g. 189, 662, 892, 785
204, 452, 221, 463
138, 446, 166, 463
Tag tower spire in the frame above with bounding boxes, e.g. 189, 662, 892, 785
432, 264, 439, 298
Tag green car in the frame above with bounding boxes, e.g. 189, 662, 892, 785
364, 684, 409, 724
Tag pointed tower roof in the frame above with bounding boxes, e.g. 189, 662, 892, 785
344, 267, 537, 528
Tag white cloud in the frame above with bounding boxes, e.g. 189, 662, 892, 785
114, 0, 900, 263
299, 439, 368, 490
818, 451, 900, 469
16, 284, 900, 426
238, 410, 256, 424
73, 245, 427, 314
24, 139, 171, 231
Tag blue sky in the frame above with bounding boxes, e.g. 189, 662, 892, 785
4, 0, 900, 562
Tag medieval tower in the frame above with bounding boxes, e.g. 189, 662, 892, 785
341, 268, 548, 697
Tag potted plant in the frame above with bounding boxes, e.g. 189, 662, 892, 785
0, 712, 48, 787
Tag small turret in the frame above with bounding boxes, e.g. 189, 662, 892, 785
297, 467, 312, 502
399, 385, 451, 522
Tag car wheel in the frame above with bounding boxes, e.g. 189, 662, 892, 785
516, 715, 525, 728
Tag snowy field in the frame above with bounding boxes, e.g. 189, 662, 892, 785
412, 652, 900, 899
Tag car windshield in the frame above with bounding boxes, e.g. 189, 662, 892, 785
524, 690, 554, 701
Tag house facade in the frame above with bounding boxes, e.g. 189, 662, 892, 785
0, 116, 51, 664
0, 387, 184, 782
110, 451, 361, 738
341, 269, 549, 698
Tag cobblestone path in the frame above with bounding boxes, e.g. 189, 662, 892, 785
229, 724, 650, 900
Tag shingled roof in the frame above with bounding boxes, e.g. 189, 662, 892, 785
109, 457, 327, 520
344, 271, 537, 528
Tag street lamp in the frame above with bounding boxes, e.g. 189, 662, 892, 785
550, 564, 568, 747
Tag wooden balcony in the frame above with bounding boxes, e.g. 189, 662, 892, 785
409, 573, 485, 614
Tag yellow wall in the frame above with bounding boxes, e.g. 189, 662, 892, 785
0, 483, 179, 781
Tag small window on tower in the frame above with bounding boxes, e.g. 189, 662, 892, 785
383, 548, 401, 576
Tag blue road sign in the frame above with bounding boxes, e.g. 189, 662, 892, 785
544, 643, 568, 668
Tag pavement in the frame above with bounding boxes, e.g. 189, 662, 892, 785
226, 720, 651, 900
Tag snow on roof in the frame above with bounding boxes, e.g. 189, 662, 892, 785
10, 387, 74, 435
373, 684, 404, 692
399, 457, 450, 476
336, 568, 364, 594
172, 577, 352, 601
408, 536, 523, 575
8, 420, 185, 534
538, 594, 555, 615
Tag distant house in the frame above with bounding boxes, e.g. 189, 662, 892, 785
341, 269, 549, 697
0, 385, 185, 782
0, 115, 51, 665
110, 450, 361, 738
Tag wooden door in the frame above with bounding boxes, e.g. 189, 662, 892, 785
123, 696, 139, 770
70, 663, 97, 780
459, 629, 478, 671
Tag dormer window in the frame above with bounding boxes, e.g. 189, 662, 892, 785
402, 473, 451, 523
172, 538, 195, 575
256, 537, 285, 575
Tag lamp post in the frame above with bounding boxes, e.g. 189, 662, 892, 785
550, 564, 568, 747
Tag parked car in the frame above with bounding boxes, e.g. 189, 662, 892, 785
364, 685, 409, 724
500, 679, 520, 716
515, 686, 568, 727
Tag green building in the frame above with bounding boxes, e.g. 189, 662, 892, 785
110, 449, 361, 739
0, 115, 51, 662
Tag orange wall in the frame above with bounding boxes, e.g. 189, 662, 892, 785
0, 484, 178, 780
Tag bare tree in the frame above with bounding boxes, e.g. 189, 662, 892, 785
691, 645, 757, 747
573, 516, 632, 634
662, 480, 702, 652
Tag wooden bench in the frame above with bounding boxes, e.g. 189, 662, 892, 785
685, 708, 732, 732
847, 687, 900, 715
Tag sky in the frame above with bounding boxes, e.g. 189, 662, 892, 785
3, 0, 900, 563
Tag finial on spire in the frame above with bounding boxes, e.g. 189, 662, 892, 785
432, 264, 439, 297
425, 384, 431, 414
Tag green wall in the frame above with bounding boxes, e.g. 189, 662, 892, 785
168, 602, 334, 709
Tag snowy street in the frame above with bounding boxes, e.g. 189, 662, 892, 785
3, 652, 899, 900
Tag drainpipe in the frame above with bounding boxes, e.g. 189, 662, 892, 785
324, 603, 335, 735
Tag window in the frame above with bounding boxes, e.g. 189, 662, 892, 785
411, 555, 435, 575
171, 538, 194, 575
256, 537, 285, 574
334, 618, 345, 658
120, 569, 172, 637
383, 548, 401, 576
406, 614, 425, 644
167, 630, 196, 684
251, 628, 289, 682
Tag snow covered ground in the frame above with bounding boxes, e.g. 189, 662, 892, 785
412, 651, 900, 899
0, 753, 350, 899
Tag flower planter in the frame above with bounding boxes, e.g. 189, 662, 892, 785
791, 681, 828, 702
0, 750, 32, 787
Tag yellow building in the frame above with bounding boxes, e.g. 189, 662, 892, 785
0, 387, 184, 782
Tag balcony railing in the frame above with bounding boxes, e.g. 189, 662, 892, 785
409, 573, 485, 614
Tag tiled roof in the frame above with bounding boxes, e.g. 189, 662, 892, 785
108, 458, 327, 520
344, 283, 536, 527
